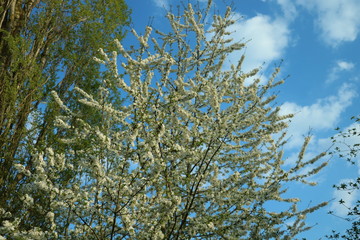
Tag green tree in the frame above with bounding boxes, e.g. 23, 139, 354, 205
0, 0, 130, 235
1, 3, 328, 239
327, 115, 360, 240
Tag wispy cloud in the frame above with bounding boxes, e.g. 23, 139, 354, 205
279, 83, 357, 149
327, 60, 355, 84
275, 0, 298, 21
152, 0, 170, 9
295, 0, 360, 47
337, 61, 355, 71
225, 13, 290, 73
152, 0, 210, 9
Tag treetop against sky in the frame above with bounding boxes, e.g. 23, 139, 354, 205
0, 0, 359, 239
127, 0, 360, 239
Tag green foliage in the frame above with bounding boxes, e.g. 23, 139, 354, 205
0, 0, 130, 235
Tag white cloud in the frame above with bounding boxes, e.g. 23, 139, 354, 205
152, 0, 209, 9
152, 0, 169, 9
225, 14, 290, 73
275, 0, 298, 21
327, 60, 355, 84
330, 178, 360, 217
296, 0, 360, 46
337, 61, 355, 71
279, 83, 357, 149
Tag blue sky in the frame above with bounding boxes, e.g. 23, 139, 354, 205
125, 0, 360, 238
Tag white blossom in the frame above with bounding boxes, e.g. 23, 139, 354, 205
2, 3, 329, 239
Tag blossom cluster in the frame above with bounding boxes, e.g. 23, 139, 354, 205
1, 3, 327, 239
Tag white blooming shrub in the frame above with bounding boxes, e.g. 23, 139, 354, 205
1, 3, 328, 239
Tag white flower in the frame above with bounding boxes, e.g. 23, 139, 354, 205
93, 57, 105, 64
22, 194, 34, 206
1, 220, 15, 232
46, 212, 55, 222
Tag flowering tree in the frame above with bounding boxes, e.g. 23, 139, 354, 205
0, 3, 328, 239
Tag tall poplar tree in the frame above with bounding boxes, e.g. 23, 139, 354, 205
1, 2, 328, 239
0, 0, 130, 233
